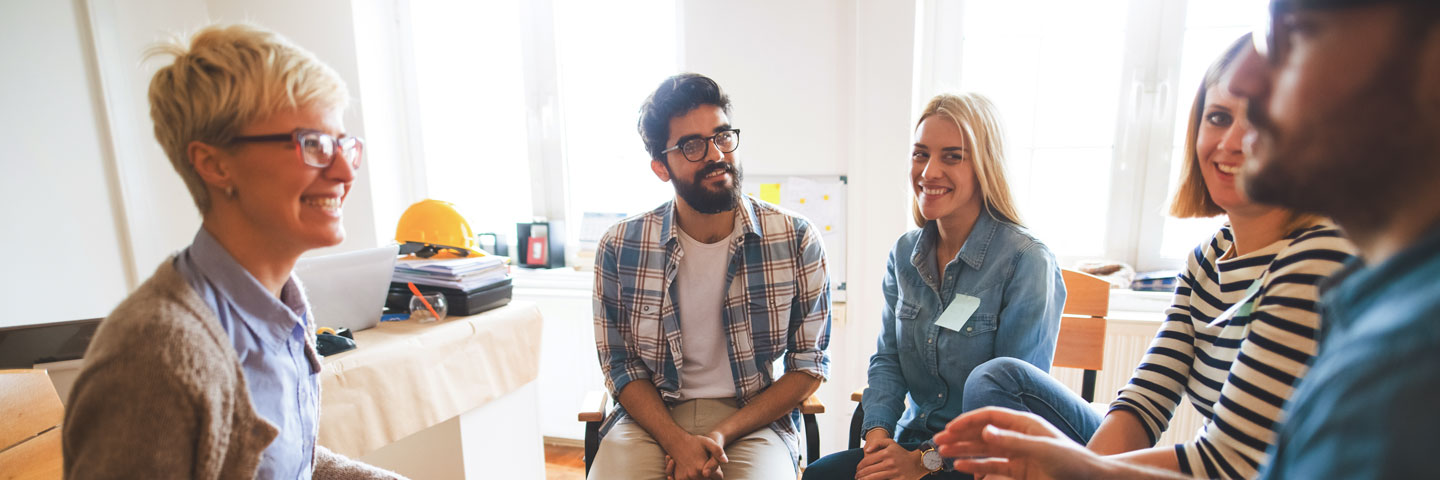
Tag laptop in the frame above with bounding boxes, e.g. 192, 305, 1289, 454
294, 244, 399, 333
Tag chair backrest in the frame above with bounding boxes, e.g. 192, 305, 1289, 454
0, 369, 64, 479
1053, 269, 1109, 372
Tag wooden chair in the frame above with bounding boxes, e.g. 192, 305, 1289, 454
0, 369, 65, 479
578, 391, 826, 475
845, 269, 1110, 448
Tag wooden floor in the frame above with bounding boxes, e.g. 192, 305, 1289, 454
545, 444, 586, 480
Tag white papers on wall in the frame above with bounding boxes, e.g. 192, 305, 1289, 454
743, 175, 848, 299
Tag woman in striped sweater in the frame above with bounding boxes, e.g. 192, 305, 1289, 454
944, 33, 1356, 479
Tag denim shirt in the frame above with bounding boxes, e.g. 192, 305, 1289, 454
1260, 224, 1440, 480
862, 212, 1065, 443
173, 229, 321, 479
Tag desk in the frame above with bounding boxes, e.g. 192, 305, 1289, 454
318, 302, 544, 479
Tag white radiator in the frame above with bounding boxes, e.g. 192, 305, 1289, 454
1049, 318, 1206, 447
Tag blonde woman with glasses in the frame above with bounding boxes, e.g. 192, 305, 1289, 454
803, 93, 1065, 480
63, 24, 399, 479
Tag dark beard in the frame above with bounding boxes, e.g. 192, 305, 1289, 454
1242, 43, 1434, 225
670, 161, 743, 214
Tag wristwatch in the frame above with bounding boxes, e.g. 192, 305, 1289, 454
920, 445, 944, 473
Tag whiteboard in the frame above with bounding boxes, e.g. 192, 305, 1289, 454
743, 175, 848, 299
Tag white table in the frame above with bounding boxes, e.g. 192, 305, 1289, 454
319, 301, 545, 479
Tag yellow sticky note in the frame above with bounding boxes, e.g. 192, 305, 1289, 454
760, 183, 781, 204
825, 225, 832, 231
799, 198, 807, 204
823, 195, 830, 201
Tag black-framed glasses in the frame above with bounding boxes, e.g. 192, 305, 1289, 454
661, 129, 741, 162
232, 128, 364, 169
397, 241, 470, 258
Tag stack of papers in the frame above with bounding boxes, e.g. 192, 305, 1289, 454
394, 256, 509, 291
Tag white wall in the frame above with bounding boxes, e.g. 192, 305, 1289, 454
0, 0, 135, 327
681, 0, 851, 176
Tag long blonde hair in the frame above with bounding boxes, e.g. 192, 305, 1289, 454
910, 93, 1024, 228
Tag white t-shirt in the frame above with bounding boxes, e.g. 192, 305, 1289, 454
674, 224, 741, 400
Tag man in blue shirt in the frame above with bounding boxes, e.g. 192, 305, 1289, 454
930, 1, 1440, 478
1225, 0, 1440, 478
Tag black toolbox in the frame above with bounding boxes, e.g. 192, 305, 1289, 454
386, 278, 513, 317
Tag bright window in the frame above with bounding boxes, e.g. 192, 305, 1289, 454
552, 0, 678, 240
407, 0, 535, 239
950, 0, 1130, 259
404, 0, 678, 252
1156, 0, 1268, 260
921, 0, 1268, 270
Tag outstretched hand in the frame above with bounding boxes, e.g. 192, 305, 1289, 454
931, 407, 1107, 480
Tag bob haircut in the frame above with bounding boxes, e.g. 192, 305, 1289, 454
146, 23, 349, 213
910, 93, 1024, 228
1169, 34, 1251, 218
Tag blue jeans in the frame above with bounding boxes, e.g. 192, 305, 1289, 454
802, 441, 971, 480
961, 357, 1102, 444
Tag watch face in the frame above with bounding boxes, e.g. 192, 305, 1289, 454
922, 449, 943, 471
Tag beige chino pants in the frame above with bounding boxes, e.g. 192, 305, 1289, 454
586, 398, 795, 480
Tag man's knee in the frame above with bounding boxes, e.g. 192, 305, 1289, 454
588, 422, 666, 479
721, 429, 796, 480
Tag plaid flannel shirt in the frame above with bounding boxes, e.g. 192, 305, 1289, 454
592, 196, 832, 466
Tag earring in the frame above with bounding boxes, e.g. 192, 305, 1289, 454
224, 186, 236, 198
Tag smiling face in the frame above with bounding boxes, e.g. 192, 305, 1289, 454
1194, 85, 1260, 214
1231, 5, 1438, 218
221, 105, 356, 254
911, 116, 982, 226
651, 104, 742, 214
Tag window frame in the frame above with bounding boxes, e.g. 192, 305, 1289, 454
915, 0, 1220, 272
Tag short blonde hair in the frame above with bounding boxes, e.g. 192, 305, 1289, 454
1169, 34, 1250, 218
147, 23, 349, 212
910, 93, 1024, 228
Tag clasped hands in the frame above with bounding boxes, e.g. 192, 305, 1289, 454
663, 431, 728, 480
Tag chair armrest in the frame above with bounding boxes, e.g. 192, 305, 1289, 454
578, 390, 610, 423
800, 394, 825, 415
850, 386, 866, 403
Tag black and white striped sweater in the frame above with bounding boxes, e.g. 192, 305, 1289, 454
1110, 222, 1355, 479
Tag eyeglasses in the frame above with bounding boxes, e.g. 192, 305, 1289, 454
231, 128, 364, 169
660, 129, 741, 162
397, 241, 471, 258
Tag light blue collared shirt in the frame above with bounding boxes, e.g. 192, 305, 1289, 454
863, 211, 1066, 443
173, 229, 320, 479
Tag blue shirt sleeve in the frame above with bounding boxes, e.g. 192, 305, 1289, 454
992, 242, 1064, 370
1262, 343, 1440, 479
862, 243, 909, 436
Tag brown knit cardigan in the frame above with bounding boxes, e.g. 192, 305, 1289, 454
62, 260, 403, 479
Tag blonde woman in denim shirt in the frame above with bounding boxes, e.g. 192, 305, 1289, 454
804, 93, 1065, 480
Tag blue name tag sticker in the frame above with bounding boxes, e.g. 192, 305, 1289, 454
936, 294, 982, 332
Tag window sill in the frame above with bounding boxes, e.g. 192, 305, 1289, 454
1107, 289, 1170, 322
